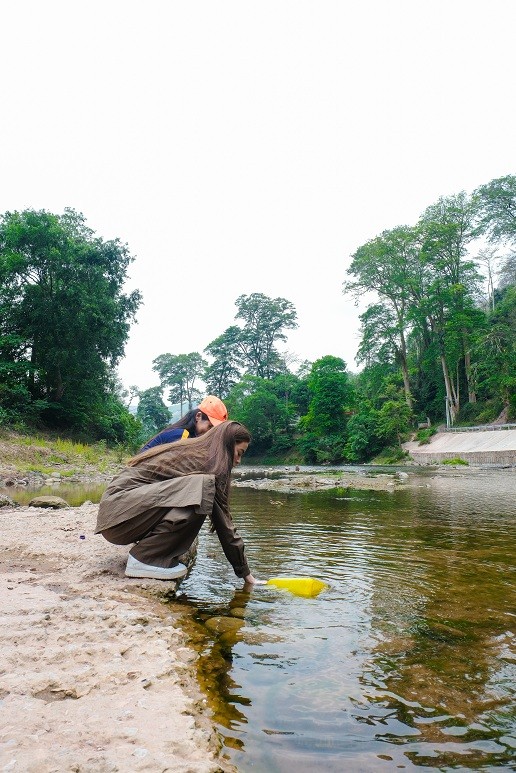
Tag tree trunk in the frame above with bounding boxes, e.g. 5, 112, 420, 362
398, 332, 413, 410
465, 350, 477, 403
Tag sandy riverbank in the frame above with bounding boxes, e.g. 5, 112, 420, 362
0, 501, 234, 773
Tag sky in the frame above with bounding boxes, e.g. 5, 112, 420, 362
1, 1, 515, 393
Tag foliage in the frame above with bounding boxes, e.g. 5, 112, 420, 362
295, 432, 347, 465
442, 457, 469, 466
205, 293, 298, 383
301, 356, 354, 437
344, 409, 384, 463
375, 386, 413, 446
203, 328, 242, 397
416, 427, 436, 444
136, 386, 170, 441
0, 208, 141, 440
372, 446, 410, 464
473, 175, 516, 245
472, 286, 515, 407
226, 377, 293, 455
2, 176, 514, 461
152, 352, 206, 409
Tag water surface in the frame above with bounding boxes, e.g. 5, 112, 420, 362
173, 469, 516, 771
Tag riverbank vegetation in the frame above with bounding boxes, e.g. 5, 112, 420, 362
0, 429, 124, 480
1, 175, 514, 464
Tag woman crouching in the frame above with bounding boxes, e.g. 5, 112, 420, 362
95, 421, 261, 585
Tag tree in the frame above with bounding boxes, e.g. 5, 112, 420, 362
473, 175, 516, 245
152, 352, 207, 412
375, 384, 413, 447
473, 286, 516, 413
233, 293, 298, 379
302, 356, 353, 435
0, 208, 141, 435
344, 226, 417, 409
414, 192, 482, 419
136, 386, 170, 439
203, 327, 243, 397
356, 303, 414, 410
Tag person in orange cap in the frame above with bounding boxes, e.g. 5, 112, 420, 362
139, 395, 228, 452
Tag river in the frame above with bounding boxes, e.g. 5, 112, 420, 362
173, 468, 515, 771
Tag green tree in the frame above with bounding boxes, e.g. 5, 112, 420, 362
0, 208, 141, 435
376, 384, 413, 447
203, 327, 243, 396
302, 356, 353, 435
234, 293, 298, 379
136, 386, 171, 439
344, 408, 382, 463
473, 175, 516, 245
414, 192, 482, 420
473, 286, 516, 414
344, 226, 417, 409
152, 352, 207, 412
296, 356, 354, 463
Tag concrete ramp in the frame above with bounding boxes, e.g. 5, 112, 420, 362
404, 429, 516, 466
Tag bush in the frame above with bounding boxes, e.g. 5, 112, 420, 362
296, 433, 347, 465
373, 447, 410, 464
457, 398, 505, 426
417, 427, 436, 444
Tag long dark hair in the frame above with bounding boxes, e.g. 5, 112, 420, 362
128, 420, 251, 480
127, 421, 251, 531
142, 407, 210, 446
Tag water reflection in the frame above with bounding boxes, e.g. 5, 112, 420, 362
1, 481, 106, 506
174, 471, 516, 771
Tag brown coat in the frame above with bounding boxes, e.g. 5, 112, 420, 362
95, 452, 250, 578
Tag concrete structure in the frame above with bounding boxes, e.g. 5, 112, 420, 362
403, 427, 516, 466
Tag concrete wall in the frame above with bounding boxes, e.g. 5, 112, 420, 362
403, 428, 516, 466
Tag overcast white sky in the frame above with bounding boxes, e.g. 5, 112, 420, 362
1, 1, 515, 392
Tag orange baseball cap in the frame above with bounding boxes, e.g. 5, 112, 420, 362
198, 395, 228, 426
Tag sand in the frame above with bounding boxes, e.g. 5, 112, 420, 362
0, 501, 233, 773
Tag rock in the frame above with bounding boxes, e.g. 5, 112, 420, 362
204, 616, 244, 634
0, 494, 16, 508
28, 495, 69, 509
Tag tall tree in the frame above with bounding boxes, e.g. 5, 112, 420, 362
0, 207, 141, 432
344, 226, 417, 410
302, 355, 353, 436
233, 293, 298, 379
473, 175, 516, 245
152, 352, 206, 412
136, 386, 170, 438
414, 192, 481, 419
473, 286, 516, 411
203, 327, 243, 397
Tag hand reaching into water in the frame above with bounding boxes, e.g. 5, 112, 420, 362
243, 574, 267, 585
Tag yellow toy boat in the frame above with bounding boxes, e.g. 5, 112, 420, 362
266, 576, 328, 598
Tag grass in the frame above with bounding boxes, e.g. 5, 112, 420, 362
0, 428, 126, 477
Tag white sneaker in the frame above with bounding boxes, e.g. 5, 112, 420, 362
125, 554, 188, 580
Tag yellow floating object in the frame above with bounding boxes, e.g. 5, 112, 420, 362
266, 576, 328, 598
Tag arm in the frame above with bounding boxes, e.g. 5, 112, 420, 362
210, 498, 251, 579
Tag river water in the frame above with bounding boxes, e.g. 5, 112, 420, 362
4, 467, 515, 770
172, 468, 515, 772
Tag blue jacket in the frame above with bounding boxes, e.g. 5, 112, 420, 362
139, 428, 190, 452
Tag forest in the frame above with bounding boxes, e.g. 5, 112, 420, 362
0, 175, 514, 463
